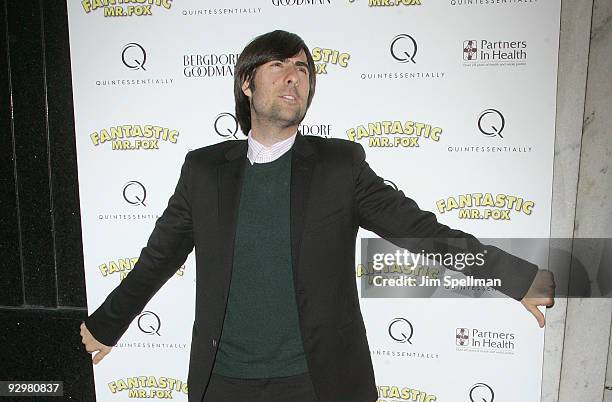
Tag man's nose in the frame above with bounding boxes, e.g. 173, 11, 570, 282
284, 65, 299, 86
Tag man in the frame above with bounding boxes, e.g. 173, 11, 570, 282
80, 30, 555, 402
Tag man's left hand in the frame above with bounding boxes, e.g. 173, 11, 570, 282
520, 270, 555, 328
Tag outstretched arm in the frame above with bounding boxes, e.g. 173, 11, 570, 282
351, 142, 554, 324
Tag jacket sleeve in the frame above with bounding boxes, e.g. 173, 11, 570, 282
84, 152, 195, 346
351, 142, 537, 301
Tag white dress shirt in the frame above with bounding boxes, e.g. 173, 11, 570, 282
246, 130, 297, 165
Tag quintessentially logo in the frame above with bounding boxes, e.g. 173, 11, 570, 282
346, 120, 443, 148
89, 124, 179, 150
478, 109, 505, 138
96, 43, 174, 87
122, 43, 146, 70
181, 7, 262, 17
436, 193, 535, 220
388, 317, 414, 344
390, 34, 417, 63
116, 310, 189, 350
311, 47, 350, 74
447, 108, 533, 154
214, 113, 240, 140
361, 33, 444, 80
81, 0, 173, 17
123, 181, 147, 207
137, 311, 162, 336
469, 383, 495, 402
372, 316, 439, 359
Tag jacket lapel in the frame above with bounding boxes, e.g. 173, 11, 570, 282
217, 140, 247, 297
289, 133, 315, 275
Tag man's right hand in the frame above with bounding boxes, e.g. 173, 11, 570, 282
80, 322, 112, 364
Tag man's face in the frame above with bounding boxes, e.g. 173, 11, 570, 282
242, 50, 310, 130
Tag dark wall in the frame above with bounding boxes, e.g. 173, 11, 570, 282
0, 0, 93, 399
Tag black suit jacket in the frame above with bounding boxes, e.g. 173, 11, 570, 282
85, 132, 538, 402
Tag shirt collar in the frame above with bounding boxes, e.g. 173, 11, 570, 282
246, 130, 297, 165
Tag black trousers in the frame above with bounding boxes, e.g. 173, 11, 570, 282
202, 371, 320, 402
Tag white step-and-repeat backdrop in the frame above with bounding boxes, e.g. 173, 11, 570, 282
68, 0, 561, 400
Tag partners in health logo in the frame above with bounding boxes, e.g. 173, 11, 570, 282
456, 328, 469, 345
463, 39, 528, 67
456, 327, 516, 355
81, 0, 173, 17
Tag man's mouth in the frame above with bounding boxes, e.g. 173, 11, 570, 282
279, 95, 298, 103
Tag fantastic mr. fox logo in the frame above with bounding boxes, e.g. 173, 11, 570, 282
346, 120, 443, 148
311, 47, 350, 74
436, 193, 535, 220
377, 384, 437, 402
108, 376, 187, 398
99, 257, 185, 281
90, 124, 179, 150
81, 0, 173, 17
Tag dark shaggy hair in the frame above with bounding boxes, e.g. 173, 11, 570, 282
234, 30, 317, 135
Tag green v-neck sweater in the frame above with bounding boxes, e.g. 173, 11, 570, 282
211, 149, 309, 378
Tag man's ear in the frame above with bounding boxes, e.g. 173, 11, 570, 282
242, 78, 252, 98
